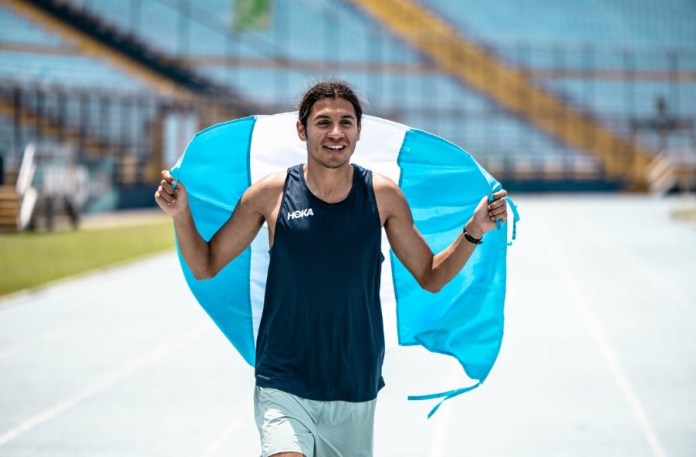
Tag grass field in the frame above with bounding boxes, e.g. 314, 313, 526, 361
0, 220, 175, 297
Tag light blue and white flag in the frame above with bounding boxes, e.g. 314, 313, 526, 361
169, 112, 519, 417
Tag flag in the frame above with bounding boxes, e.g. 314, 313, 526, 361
232, 0, 272, 32
169, 112, 519, 417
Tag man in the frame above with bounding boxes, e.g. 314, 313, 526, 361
155, 80, 508, 457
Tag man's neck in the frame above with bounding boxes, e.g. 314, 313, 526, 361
303, 162, 354, 204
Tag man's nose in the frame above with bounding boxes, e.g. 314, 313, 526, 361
328, 125, 343, 138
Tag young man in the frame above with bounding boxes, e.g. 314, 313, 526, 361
155, 80, 507, 457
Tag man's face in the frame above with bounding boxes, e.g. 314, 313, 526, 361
297, 97, 361, 169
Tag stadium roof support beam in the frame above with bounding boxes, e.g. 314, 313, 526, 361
347, 0, 655, 190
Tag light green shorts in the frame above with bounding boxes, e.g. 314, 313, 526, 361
254, 386, 377, 457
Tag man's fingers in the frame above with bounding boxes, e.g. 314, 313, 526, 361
155, 170, 185, 210
490, 206, 507, 217
158, 181, 175, 198
156, 186, 175, 204
160, 172, 182, 191
160, 179, 175, 194
155, 189, 168, 204
487, 196, 506, 211
487, 191, 508, 222
490, 197, 506, 208
161, 169, 174, 182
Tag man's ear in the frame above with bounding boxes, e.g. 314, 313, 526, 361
356, 123, 361, 142
296, 120, 306, 141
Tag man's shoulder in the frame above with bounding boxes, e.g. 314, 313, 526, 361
252, 169, 287, 190
237, 169, 287, 216
245, 169, 287, 202
370, 170, 399, 193
370, 171, 407, 218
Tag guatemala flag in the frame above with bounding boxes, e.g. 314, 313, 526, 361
169, 112, 519, 417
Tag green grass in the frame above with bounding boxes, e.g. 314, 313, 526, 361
0, 222, 175, 297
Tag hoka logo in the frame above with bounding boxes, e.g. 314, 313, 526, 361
287, 208, 314, 220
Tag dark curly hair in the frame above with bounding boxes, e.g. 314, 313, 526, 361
297, 79, 363, 129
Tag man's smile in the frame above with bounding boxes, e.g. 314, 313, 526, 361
324, 144, 347, 154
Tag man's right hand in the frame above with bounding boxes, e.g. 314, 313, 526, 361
154, 170, 189, 218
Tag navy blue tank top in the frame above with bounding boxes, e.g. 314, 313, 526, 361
255, 163, 385, 402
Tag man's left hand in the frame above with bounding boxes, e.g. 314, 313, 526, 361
467, 189, 508, 237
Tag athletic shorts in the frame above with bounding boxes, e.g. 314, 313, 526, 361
254, 386, 377, 457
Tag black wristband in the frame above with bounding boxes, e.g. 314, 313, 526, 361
463, 229, 483, 245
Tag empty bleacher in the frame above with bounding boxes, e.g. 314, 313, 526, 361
419, 0, 696, 176
0, 0, 693, 229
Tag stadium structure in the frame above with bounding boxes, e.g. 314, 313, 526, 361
0, 0, 694, 231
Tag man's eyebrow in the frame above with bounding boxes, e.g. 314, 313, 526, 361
313, 113, 356, 120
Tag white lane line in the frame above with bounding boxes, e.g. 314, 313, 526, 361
199, 416, 245, 457
546, 246, 668, 457
0, 323, 210, 447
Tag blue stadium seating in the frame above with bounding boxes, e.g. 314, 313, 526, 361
420, 0, 696, 123
1, 0, 693, 184
421, 0, 696, 49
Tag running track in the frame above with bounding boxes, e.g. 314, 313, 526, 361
1, 195, 695, 456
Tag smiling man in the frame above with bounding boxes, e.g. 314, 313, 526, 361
155, 79, 508, 457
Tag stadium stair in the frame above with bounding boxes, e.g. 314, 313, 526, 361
646, 149, 696, 193
347, 0, 656, 190
0, 185, 19, 230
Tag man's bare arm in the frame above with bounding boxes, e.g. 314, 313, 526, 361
374, 174, 507, 293
155, 170, 282, 279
